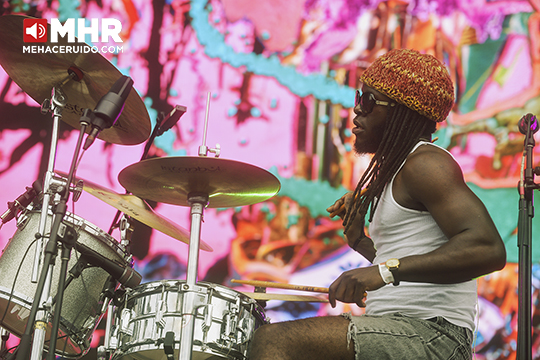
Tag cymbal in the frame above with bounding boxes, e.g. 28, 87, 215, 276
240, 292, 328, 302
0, 15, 150, 145
118, 156, 281, 208
59, 172, 212, 252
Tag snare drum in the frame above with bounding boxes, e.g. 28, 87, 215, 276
0, 208, 130, 357
110, 280, 268, 360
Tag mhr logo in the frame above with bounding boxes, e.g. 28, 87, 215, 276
23, 18, 123, 43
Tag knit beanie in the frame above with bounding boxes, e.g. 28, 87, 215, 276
360, 48, 455, 122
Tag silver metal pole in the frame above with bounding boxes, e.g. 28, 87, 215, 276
29, 86, 66, 360
178, 194, 207, 360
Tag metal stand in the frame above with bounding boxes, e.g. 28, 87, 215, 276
16, 84, 69, 360
178, 193, 208, 360
516, 113, 537, 360
107, 105, 186, 235
16, 73, 89, 360
178, 93, 219, 360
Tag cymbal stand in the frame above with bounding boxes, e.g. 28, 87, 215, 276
108, 105, 186, 235
178, 93, 219, 360
15, 83, 67, 360
99, 215, 133, 360
16, 72, 85, 360
31, 71, 78, 283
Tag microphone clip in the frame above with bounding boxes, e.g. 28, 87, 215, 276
80, 75, 134, 150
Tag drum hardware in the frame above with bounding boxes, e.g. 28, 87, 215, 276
163, 332, 175, 360
118, 215, 133, 251
107, 103, 189, 245
142, 104, 187, 155
1, 14, 279, 357
48, 175, 83, 203
115, 93, 279, 360
107, 103, 186, 240
0, 181, 41, 226
7, 69, 134, 360
108, 281, 268, 360
198, 93, 221, 158
54, 172, 212, 251
98, 280, 127, 359
0, 14, 151, 360
17, 74, 84, 360
0, 328, 9, 358
0, 207, 136, 358
47, 220, 79, 360
178, 94, 219, 357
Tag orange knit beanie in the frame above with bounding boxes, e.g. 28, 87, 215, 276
360, 48, 455, 122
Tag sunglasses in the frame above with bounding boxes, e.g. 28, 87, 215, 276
355, 90, 395, 114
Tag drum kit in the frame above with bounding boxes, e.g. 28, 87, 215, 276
0, 15, 330, 360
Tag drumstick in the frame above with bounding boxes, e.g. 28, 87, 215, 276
329, 188, 367, 218
232, 279, 368, 299
231, 279, 329, 293
241, 292, 329, 303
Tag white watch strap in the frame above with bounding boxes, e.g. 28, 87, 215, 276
378, 263, 395, 284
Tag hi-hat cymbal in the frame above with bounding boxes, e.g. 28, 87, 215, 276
118, 156, 281, 208
59, 172, 212, 252
0, 15, 150, 145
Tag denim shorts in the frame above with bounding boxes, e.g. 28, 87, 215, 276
341, 312, 473, 360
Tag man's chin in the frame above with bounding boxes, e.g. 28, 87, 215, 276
354, 144, 377, 155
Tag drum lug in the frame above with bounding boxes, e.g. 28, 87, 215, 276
202, 303, 213, 333
238, 317, 255, 344
15, 211, 29, 230
119, 308, 133, 336
221, 305, 239, 344
155, 299, 166, 330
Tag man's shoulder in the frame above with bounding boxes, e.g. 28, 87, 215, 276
401, 144, 463, 184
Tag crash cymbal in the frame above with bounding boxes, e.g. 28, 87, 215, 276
58, 172, 212, 251
118, 156, 281, 208
0, 15, 150, 145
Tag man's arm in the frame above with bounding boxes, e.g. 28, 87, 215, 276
391, 145, 506, 283
328, 145, 506, 307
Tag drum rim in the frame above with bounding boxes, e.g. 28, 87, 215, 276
25, 208, 130, 261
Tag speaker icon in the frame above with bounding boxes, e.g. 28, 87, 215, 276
23, 19, 48, 43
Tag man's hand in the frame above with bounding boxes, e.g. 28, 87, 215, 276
328, 265, 386, 308
326, 192, 354, 219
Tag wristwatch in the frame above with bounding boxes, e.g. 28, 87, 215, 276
385, 258, 400, 286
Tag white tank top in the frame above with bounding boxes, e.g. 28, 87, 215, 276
365, 141, 477, 331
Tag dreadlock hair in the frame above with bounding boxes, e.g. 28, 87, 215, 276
342, 103, 437, 235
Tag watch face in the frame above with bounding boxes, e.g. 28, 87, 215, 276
387, 258, 400, 268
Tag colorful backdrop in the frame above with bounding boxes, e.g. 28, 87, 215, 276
1, 0, 540, 359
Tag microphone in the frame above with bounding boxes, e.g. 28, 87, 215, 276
157, 105, 187, 136
75, 242, 142, 288
83, 75, 134, 150
1, 180, 42, 224
518, 113, 539, 135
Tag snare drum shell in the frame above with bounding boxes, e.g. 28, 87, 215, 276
111, 280, 268, 360
0, 209, 129, 357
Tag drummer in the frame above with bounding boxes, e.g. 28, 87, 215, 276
248, 49, 506, 360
